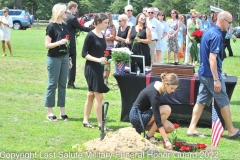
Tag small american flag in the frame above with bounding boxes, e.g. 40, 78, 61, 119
212, 101, 224, 147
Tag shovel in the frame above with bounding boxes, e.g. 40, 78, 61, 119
100, 102, 109, 140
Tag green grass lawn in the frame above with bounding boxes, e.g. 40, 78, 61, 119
0, 29, 239, 160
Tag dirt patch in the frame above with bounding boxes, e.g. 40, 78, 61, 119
84, 127, 161, 154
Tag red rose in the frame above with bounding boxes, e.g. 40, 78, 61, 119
185, 146, 192, 151
104, 50, 110, 56
180, 146, 187, 152
174, 142, 183, 146
192, 30, 203, 37
200, 144, 206, 149
139, 28, 142, 32
66, 34, 69, 40
173, 123, 179, 129
196, 143, 202, 149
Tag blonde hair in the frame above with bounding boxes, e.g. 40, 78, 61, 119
161, 73, 179, 86
49, 3, 67, 23
118, 14, 128, 21
68, 1, 78, 10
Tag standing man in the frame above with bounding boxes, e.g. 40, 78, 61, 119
224, 24, 234, 57
65, 1, 90, 89
187, 11, 240, 140
146, 7, 161, 67
125, 5, 136, 26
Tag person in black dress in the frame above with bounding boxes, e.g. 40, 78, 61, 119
129, 73, 179, 150
126, 13, 152, 69
82, 13, 112, 131
45, 3, 72, 122
115, 14, 130, 48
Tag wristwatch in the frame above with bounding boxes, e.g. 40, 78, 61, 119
214, 78, 219, 82
164, 139, 170, 143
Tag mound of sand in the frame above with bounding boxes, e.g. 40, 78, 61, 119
84, 127, 161, 154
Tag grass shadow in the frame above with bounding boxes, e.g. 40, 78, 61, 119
69, 117, 117, 123
222, 135, 240, 141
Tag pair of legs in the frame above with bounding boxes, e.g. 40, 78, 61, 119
187, 103, 239, 137
146, 105, 174, 137
45, 55, 69, 121
83, 91, 103, 127
167, 52, 178, 64
2, 40, 12, 56
187, 76, 239, 138
148, 41, 156, 69
68, 47, 78, 88
46, 107, 67, 122
224, 39, 233, 56
154, 50, 162, 63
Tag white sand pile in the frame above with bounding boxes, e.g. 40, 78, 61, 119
84, 127, 161, 154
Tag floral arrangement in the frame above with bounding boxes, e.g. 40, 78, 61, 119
111, 47, 132, 64
192, 30, 203, 43
132, 28, 142, 51
163, 123, 207, 152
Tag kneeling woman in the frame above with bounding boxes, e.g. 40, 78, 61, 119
129, 73, 179, 150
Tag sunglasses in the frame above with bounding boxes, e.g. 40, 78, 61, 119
171, 12, 176, 14
158, 14, 164, 16
148, 12, 154, 14
127, 10, 132, 12
140, 17, 146, 20
224, 19, 232, 24
192, 16, 196, 18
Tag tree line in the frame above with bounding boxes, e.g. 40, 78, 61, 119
1, 0, 240, 26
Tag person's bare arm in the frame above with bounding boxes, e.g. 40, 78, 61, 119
125, 27, 132, 44
105, 26, 116, 41
209, 53, 222, 92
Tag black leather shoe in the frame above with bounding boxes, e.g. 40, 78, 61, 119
67, 84, 80, 89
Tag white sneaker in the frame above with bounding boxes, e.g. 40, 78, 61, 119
2, 53, 6, 56
10, 53, 13, 57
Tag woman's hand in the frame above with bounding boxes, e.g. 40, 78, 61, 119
125, 38, 130, 44
69, 60, 73, 69
60, 39, 68, 45
168, 34, 173, 39
190, 36, 194, 40
115, 36, 120, 41
165, 141, 172, 150
99, 57, 107, 64
135, 37, 140, 41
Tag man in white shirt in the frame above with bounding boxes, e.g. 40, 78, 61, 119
146, 7, 161, 66
125, 5, 136, 26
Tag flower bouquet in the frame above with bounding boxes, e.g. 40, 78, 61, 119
192, 30, 203, 43
111, 47, 132, 74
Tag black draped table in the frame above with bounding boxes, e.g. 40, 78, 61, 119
113, 73, 237, 128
